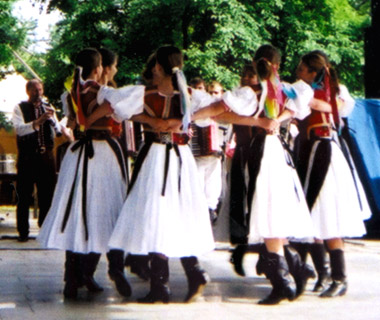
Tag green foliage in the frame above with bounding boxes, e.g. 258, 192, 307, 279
348, 0, 370, 14
0, 112, 13, 132
0, 0, 28, 72
32, 0, 369, 106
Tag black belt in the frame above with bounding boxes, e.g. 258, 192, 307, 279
128, 136, 183, 197
61, 131, 126, 240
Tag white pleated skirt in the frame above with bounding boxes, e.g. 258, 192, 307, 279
308, 140, 370, 239
108, 143, 215, 258
38, 140, 127, 253
248, 135, 315, 243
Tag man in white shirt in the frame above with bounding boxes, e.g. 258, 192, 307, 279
12, 79, 59, 242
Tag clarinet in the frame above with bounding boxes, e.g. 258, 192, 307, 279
41, 100, 62, 137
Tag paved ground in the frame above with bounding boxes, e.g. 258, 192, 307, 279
0, 207, 380, 320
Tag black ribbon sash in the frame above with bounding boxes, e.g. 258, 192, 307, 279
338, 135, 363, 210
161, 143, 182, 196
278, 134, 300, 202
60, 132, 126, 240
127, 139, 183, 197
304, 138, 332, 211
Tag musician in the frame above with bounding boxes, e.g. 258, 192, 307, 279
12, 79, 61, 242
190, 79, 224, 224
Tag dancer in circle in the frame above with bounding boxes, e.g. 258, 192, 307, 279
295, 51, 371, 298
38, 47, 148, 299
107, 46, 215, 303
192, 44, 316, 304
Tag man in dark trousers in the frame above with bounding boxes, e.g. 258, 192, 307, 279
12, 79, 58, 242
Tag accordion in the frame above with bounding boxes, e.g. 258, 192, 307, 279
190, 122, 220, 157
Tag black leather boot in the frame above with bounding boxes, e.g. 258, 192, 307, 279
63, 251, 81, 299
258, 252, 296, 305
284, 245, 316, 297
125, 254, 151, 281
230, 244, 248, 277
309, 243, 330, 292
81, 252, 103, 292
181, 256, 210, 303
138, 254, 170, 303
256, 243, 268, 276
289, 241, 309, 263
320, 249, 347, 298
107, 249, 132, 297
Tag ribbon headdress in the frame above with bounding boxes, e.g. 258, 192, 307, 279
257, 59, 297, 120
64, 66, 87, 131
257, 59, 285, 119
172, 66, 191, 132
312, 67, 340, 133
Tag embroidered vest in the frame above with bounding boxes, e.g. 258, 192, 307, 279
142, 87, 183, 132
304, 88, 335, 138
16, 101, 54, 152
71, 81, 121, 137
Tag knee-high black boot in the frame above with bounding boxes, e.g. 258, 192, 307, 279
125, 254, 151, 281
309, 243, 330, 292
107, 249, 132, 297
181, 256, 210, 303
284, 245, 316, 297
81, 252, 103, 292
320, 249, 347, 298
289, 241, 309, 263
63, 251, 81, 299
230, 244, 248, 277
138, 254, 170, 303
256, 243, 268, 276
258, 252, 296, 305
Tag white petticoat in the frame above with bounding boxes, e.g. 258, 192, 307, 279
248, 135, 315, 243
108, 143, 215, 258
309, 140, 370, 239
38, 140, 127, 253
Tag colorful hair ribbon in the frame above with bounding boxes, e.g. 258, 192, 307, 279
282, 83, 297, 100
69, 67, 87, 131
311, 68, 326, 90
259, 64, 284, 120
312, 67, 340, 134
325, 69, 340, 134
64, 73, 83, 131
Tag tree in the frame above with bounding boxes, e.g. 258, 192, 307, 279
241, 0, 370, 95
36, 0, 266, 106
0, 0, 28, 77
34, 0, 369, 107
348, 0, 371, 14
